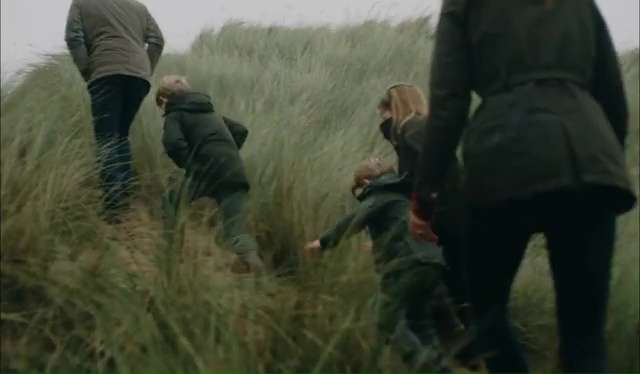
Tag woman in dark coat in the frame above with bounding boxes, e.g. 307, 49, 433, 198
410, 0, 636, 372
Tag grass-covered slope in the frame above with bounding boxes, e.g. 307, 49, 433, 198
1, 18, 638, 372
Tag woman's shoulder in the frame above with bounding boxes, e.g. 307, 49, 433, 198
401, 115, 426, 133
399, 115, 426, 147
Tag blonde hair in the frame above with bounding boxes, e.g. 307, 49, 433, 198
155, 75, 190, 106
378, 83, 428, 144
351, 158, 395, 196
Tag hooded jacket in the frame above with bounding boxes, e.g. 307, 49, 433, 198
319, 173, 445, 270
162, 92, 251, 198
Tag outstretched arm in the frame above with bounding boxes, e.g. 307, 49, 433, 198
222, 116, 249, 149
64, 0, 90, 81
318, 199, 377, 250
413, 0, 471, 220
162, 114, 190, 169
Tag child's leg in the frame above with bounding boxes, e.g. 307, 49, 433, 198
161, 177, 192, 252
214, 190, 264, 272
430, 284, 465, 341
378, 263, 452, 372
161, 174, 191, 226
402, 263, 452, 372
376, 279, 425, 369
406, 268, 452, 342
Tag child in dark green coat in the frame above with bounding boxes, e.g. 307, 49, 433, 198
156, 75, 264, 273
304, 159, 455, 373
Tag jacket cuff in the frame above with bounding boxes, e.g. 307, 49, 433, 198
318, 233, 332, 251
410, 192, 437, 221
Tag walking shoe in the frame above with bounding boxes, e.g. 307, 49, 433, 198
407, 347, 454, 374
231, 252, 265, 274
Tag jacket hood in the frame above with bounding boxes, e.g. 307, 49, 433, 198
165, 92, 214, 115
357, 172, 412, 201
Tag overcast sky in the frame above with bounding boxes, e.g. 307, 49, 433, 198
1, 0, 638, 81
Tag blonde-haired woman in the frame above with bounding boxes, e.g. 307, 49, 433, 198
377, 84, 430, 181
376, 83, 470, 339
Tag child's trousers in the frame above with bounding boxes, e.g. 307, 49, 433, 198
162, 182, 264, 271
376, 260, 451, 372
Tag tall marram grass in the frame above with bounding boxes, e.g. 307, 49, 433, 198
1, 18, 638, 372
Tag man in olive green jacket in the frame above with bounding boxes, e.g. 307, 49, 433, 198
65, 0, 165, 222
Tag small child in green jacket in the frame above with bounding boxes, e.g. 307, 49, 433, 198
156, 75, 264, 273
304, 159, 454, 373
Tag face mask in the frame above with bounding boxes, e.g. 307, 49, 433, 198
378, 117, 394, 142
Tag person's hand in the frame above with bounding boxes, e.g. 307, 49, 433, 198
409, 211, 439, 243
303, 240, 322, 260
305, 240, 321, 250
362, 241, 373, 255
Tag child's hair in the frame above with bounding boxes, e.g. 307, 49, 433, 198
155, 75, 190, 106
351, 158, 395, 196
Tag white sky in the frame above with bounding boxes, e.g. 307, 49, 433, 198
1, 0, 639, 81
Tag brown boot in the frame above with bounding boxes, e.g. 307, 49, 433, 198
231, 252, 265, 274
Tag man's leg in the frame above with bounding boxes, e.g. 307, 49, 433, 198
119, 76, 150, 134
116, 76, 151, 203
88, 76, 125, 219
466, 204, 532, 373
215, 190, 265, 272
544, 195, 617, 373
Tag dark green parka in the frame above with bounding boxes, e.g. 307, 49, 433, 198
414, 0, 636, 214
162, 92, 251, 199
318, 173, 445, 269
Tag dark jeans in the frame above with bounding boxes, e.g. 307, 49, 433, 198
377, 261, 451, 372
163, 184, 260, 256
88, 74, 150, 216
432, 216, 471, 333
436, 222, 469, 308
466, 188, 617, 373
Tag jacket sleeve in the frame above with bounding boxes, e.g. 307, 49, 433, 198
143, 5, 165, 74
222, 116, 249, 149
413, 0, 471, 216
318, 199, 377, 250
64, 0, 90, 81
162, 114, 190, 169
591, 2, 629, 147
